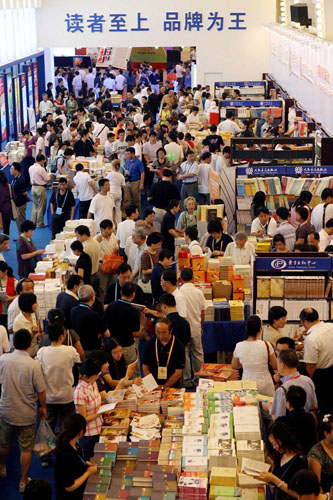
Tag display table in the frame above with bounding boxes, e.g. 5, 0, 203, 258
47, 198, 80, 230
202, 321, 246, 354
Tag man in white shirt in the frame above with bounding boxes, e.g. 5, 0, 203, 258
39, 93, 53, 117
35, 129, 45, 156
131, 228, 147, 282
193, 85, 203, 111
319, 219, 333, 251
251, 207, 277, 239
198, 152, 212, 205
62, 122, 78, 146
179, 267, 205, 386
104, 74, 116, 91
94, 219, 118, 301
164, 132, 184, 172
217, 110, 242, 134
161, 269, 187, 318
186, 106, 201, 130
116, 204, 139, 260
261, 115, 274, 137
178, 116, 187, 134
311, 188, 333, 232
29, 154, 53, 227
73, 163, 97, 218
178, 151, 199, 204
115, 70, 126, 94
112, 130, 128, 163
175, 63, 185, 91
300, 307, 333, 414
88, 179, 116, 233
185, 226, 203, 256
85, 68, 95, 91
224, 233, 254, 265
72, 71, 82, 98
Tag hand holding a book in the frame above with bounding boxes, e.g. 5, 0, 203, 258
257, 472, 278, 484
87, 465, 98, 476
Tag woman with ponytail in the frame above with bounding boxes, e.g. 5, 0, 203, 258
55, 414, 97, 499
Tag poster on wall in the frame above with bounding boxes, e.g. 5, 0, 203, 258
13, 75, 22, 135
6, 73, 14, 138
0, 76, 7, 143
33, 62, 39, 115
20, 74, 28, 130
27, 65, 34, 108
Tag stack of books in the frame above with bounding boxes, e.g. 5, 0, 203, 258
116, 441, 139, 461
209, 485, 240, 500
256, 240, 272, 253
219, 258, 234, 281
84, 464, 112, 497
158, 428, 183, 469
178, 474, 208, 500
137, 392, 161, 414
233, 406, 261, 441
210, 466, 237, 487
160, 388, 184, 414
136, 439, 160, 465
236, 439, 265, 468
131, 413, 162, 441
116, 387, 138, 411
195, 364, 233, 382
204, 300, 215, 321
234, 265, 251, 290
197, 379, 214, 393
229, 300, 244, 321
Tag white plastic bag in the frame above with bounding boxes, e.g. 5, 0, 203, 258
33, 420, 56, 457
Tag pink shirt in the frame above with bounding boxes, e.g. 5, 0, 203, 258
29, 163, 50, 186
74, 380, 102, 436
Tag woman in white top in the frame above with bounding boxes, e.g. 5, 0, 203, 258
106, 159, 125, 225
185, 226, 203, 256
232, 315, 277, 397
13, 292, 41, 358
0, 325, 10, 355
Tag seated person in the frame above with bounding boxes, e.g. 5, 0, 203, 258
272, 234, 289, 252
251, 206, 277, 239
184, 226, 203, 255
277, 385, 318, 454
204, 218, 233, 257
142, 318, 185, 388
224, 232, 254, 265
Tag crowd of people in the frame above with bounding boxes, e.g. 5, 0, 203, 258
0, 62, 332, 498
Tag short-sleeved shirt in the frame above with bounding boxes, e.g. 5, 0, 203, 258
74, 139, 94, 157
149, 181, 180, 210
270, 372, 317, 418
179, 283, 205, 338
0, 350, 45, 425
179, 161, 199, 184
55, 291, 79, 329
125, 157, 144, 182
161, 211, 176, 252
75, 251, 92, 284
74, 380, 102, 436
88, 193, 115, 232
251, 216, 277, 238
296, 222, 315, 243
104, 280, 145, 306
308, 442, 333, 493
116, 219, 135, 249
29, 163, 49, 186
55, 444, 88, 500
70, 304, 107, 351
172, 288, 187, 318
103, 300, 140, 347
206, 234, 233, 255
142, 141, 162, 162
167, 312, 191, 346
274, 222, 296, 251
143, 335, 185, 386
151, 262, 166, 304
141, 250, 159, 283
83, 238, 100, 275
50, 188, 76, 215
205, 134, 224, 151
303, 322, 333, 369
73, 171, 95, 202
277, 410, 317, 455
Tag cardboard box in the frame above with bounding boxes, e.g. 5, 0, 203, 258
212, 281, 232, 300
233, 288, 244, 301
207, 270, 220, 283
193, 271, 206, 283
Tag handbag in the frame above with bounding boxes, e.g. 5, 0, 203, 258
264, 340, 276, 383
8, 185, 18, 220
137, 253, 153, 294
101, 253, 124, 274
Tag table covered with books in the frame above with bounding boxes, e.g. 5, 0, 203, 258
202, 321, 247, 354
80, 374, 269, 500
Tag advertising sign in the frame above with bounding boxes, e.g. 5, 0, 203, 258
13, 75, 21, 135
256, 256, 331, 272
6, 73, 14, 137
0, 76, 7, 142
209, 168, 220, 203
33, 63, 39, 115
20, 74, 28, 130
27, 65, 34, 108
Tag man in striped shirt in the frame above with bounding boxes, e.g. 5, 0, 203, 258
274, 207, 296, 251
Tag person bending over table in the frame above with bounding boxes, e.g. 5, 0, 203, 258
142, 318, 185, 389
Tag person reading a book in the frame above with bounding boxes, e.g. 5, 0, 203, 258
55, 413, 97, 499
142, 318, 185, 389
257, 421, 307, 498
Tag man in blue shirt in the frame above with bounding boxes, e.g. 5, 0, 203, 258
123, 147, 145, 210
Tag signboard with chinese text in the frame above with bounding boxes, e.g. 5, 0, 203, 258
256, 256, 332, 272
237, 166, 285, 176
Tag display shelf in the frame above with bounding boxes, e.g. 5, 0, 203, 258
214, 80, 267, 100
253, 253, 333, 321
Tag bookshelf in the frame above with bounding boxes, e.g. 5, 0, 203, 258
253, 253, 333, 322
218, 99, 283, 122
214, 81, 268, 100
235, 163, 333, 232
